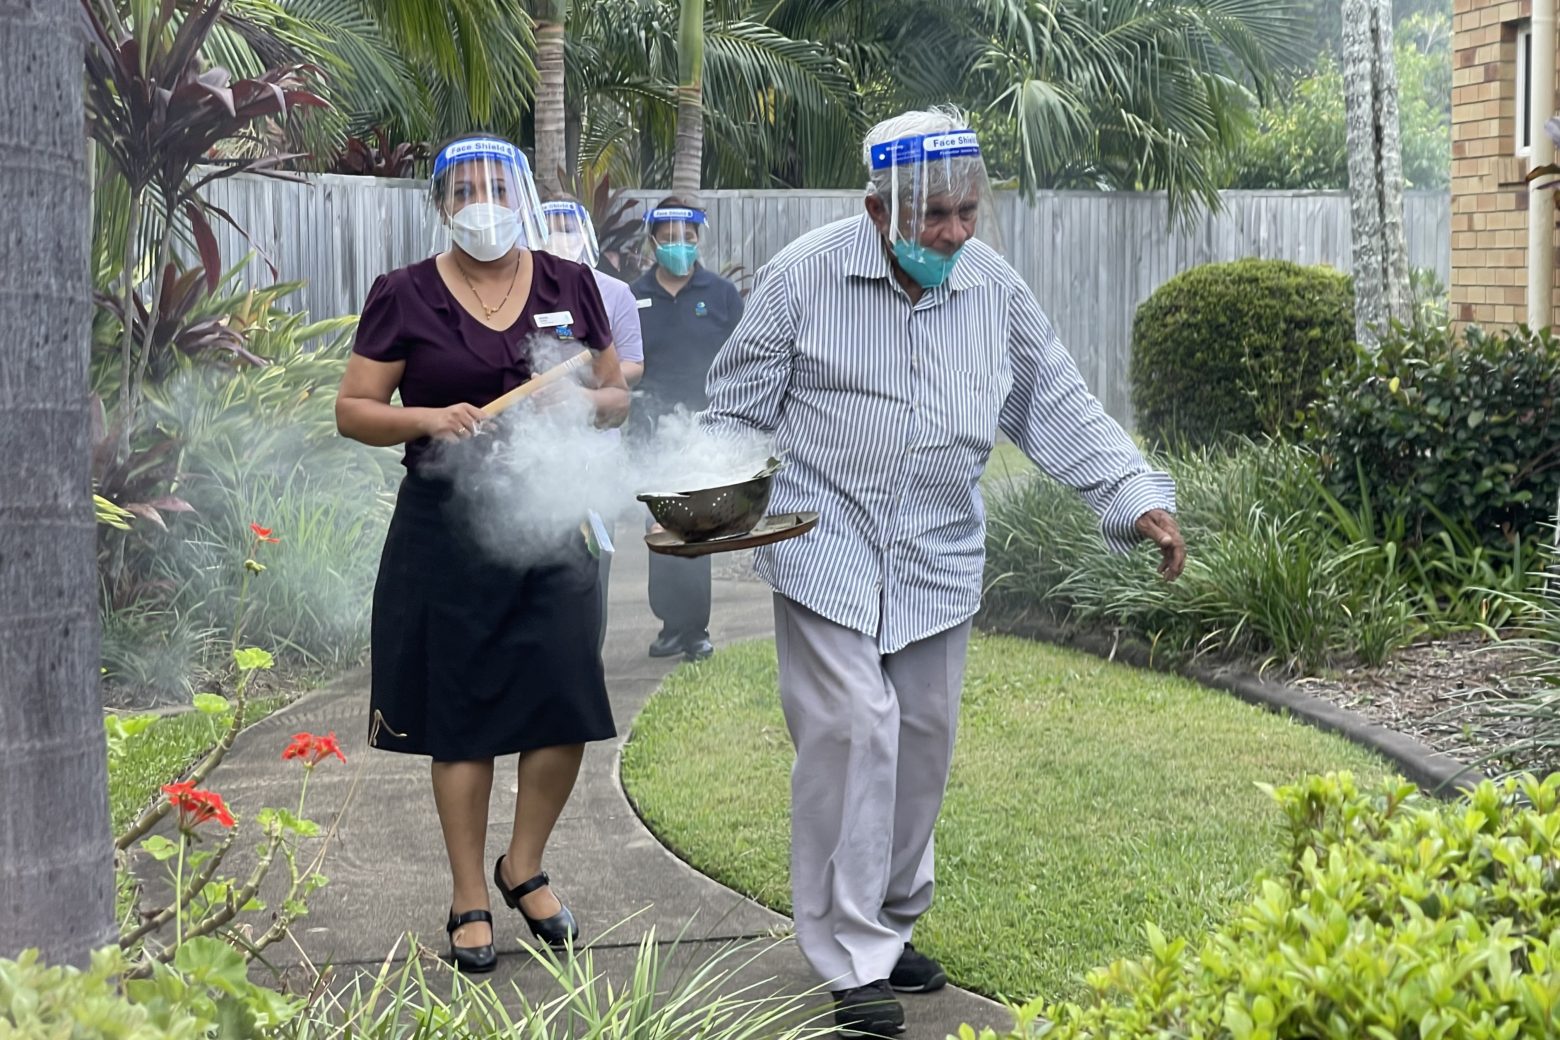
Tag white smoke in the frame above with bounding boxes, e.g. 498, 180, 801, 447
426, 334, 776, 569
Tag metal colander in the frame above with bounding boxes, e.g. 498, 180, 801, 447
636, 457, 784, 542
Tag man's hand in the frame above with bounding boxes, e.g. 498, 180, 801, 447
1135, 508, 1185, 581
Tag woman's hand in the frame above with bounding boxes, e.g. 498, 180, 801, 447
527, 379, 587, 413
420, 402, 489, 442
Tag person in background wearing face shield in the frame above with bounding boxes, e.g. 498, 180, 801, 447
335, 134, 631, 975
630, 197, 744, 663
538, 194, 644, 652
699, 108, 1188, 1037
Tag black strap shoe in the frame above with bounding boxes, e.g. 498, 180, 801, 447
494, 855, 579, 951
831, 980, 905, 1037
445, 908, 496, 973
889, 943, 947, 992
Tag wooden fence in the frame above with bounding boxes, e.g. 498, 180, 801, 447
199, 173, 1451, 428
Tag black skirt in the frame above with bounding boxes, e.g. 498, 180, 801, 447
367, 471, 616, 760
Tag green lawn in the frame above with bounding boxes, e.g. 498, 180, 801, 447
109, 696, 290, 832
620, 634, 1396, 1004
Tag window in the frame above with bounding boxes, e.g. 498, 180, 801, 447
1518, 23, 1533, 156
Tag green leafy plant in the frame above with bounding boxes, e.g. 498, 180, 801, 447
108, 524, 345, 971
0, 946, 220, 1039
1130, 259, 1355, 450
116, 521, 280, 850
1220, 12, 1452, 191
986, 441, 1426, 673
290, 929, 837, 1040
1308, 322, 1560, 551
964, 772, 1560, 1040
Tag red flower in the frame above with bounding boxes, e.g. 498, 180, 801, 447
282, 731, 346, 766
249, 523, 280, 544
162, 781, 236, 830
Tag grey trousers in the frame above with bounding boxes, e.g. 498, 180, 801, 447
772, 594, 972, 991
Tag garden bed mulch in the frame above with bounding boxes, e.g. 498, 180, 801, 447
1291, 634, 1549, 780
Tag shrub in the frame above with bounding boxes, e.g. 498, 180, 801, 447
0, 942, 296, 1039
970, 772, 1560, 1040
1309, 322, 1560, 549
985, 441, 1422, 672
985, 438, 1548, 674
1131, 259, 1355, 449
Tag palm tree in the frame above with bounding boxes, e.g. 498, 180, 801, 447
0, 0, 116, 966
1341, 0, 1410, 341
671, 0, 705, 194
766, 0, 1302, 214
212, 0, 538, 158
566, 0, 863, 189
534, 0, 569, 192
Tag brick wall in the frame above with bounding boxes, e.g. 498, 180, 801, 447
1450, 0, 1560, 328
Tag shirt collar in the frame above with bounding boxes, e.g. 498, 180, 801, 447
841, 213, 986, 293
632, 263, 715, 298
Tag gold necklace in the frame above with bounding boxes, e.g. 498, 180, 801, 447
455, 252, 521, 319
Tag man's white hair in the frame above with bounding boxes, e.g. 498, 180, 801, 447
862, 105, 981, 202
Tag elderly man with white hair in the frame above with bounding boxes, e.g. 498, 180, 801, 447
699, 107, 1186, 1036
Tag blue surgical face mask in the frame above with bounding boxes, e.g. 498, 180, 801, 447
891, 238, 964, 288
655, 242, 699, 276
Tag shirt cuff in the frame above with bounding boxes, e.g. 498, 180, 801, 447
1098, 470, 1177, 554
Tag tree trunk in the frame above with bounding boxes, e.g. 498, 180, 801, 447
533, 0, 568, 195
671, 0, 706, 196
565, 104, 582, 185
1342, 0, 1412, 343
0, 0, 115, 966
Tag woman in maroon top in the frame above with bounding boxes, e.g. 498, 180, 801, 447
335, 135, 629, 973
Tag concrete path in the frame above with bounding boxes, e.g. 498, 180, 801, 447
210, 530, 1010, 1039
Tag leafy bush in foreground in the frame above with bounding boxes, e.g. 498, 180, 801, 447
974, 772, 1560, 1040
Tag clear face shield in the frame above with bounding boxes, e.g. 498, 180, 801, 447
430, 137, 548, 262
539, 200, 601, 267
868, 130, 999, 288
644, 206, 707, 278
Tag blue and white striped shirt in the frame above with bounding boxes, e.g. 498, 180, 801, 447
701, 214, 1176, 653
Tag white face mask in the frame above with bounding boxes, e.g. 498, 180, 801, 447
449, 202, 520, 262
545, 230, 588, 264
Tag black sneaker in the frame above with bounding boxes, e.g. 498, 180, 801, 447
889, 943, 947, 993
831, 980, 905, 1037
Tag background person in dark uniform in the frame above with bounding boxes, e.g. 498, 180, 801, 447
631, 197, 744, 661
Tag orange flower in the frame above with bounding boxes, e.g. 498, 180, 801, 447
249, 522, 280, 544
282, 731, 346, 766
162, 781, 236, 830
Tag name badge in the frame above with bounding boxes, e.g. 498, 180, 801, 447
635, 298, 652, 310
534, 310, 574, 328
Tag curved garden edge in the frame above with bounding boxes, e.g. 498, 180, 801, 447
975, 606, 1483, 800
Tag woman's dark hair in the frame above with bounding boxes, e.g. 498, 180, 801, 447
428, 131, 523, 210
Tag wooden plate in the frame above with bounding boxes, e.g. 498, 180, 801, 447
645, 511, 819, 558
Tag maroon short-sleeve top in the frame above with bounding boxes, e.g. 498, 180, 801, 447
352, 252, 613, 469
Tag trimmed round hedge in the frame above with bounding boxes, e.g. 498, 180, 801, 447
1130, 259, 1355, 449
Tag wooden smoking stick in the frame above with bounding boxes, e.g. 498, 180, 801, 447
480, 350, 593, 417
